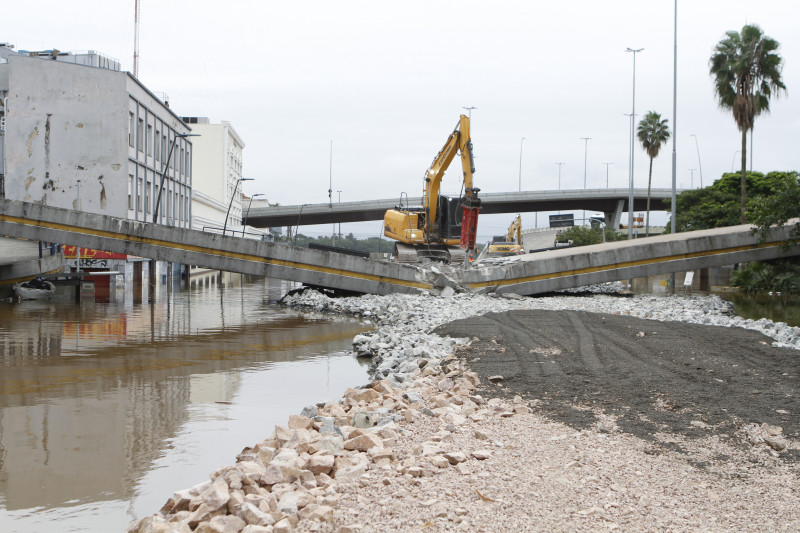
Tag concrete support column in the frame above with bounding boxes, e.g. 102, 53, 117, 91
604, 199, 625, 231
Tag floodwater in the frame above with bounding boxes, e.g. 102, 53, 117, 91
0, 274, 370, 533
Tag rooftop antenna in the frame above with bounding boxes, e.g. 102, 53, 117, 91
133, 0, 140, 77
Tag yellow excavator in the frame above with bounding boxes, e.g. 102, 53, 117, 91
383, 115, 481, 263
486, 215, 525, 257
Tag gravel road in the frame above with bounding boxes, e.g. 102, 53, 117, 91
435, 309, 799, 462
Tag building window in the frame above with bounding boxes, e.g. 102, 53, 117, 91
137, 177, 143, 213
146, 180, 152, 214
146, 124, 152, 157
129, 112, 135, 147
155, 129, 160, 161
137, 118, 144, 152
128, 175, 134, 209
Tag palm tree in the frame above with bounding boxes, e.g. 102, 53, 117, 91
710, 24, 786, 224
637, 111, 671, 237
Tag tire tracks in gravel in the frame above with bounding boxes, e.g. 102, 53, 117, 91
434, 308, 800, 462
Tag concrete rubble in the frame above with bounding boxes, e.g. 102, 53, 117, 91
128, 285, 800, 533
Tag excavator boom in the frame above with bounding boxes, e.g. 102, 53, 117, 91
384, 114, 481, 262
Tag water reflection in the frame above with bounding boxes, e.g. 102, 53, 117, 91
0, 275, 369, 532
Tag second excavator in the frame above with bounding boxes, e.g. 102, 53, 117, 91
383, 115, 481, 263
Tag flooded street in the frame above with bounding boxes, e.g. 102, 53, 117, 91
0, 274, 370, 533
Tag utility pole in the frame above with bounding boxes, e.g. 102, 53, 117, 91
329, 140, 334, 243
555, 162, 564, 190
581, 137, 591, 224
518, 137, 525, 191
626, 47, 644, 239
603, 162, 613, 188
337, 190, 342, 246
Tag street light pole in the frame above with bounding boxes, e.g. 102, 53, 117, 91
580, 137, 591, 189
690, 134, 703, 188
581, 137, 591, 224
626, 47, 643, 240
153, 132, 198, 224
518, 137, 525, 191
242, 193, 265, 238
689, 169, 695, 189
223, 177, 253, 236
329, 140, 334, 242
337, 190, 342, 246
462, 106, 477, 120
603, 162, 613, 188
555, 162, 564, 190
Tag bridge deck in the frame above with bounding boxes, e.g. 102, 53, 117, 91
1, 199, 796, 297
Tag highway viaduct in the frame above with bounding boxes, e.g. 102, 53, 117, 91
243, 188, 679, 228
1, 198, 798, 297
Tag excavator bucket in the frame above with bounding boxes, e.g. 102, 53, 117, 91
460, 205, 480, 251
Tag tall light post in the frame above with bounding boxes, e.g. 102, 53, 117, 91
626, 47, 643, 240
242, 193, 265, 238
462, 106, 477, 120
337, 190, 342, 246
581, 137, 592, 189
581, 137, 591, 224
153, 132, 199, 224
690, 134, 703, 188
223, 177, 253, 236
518, 137, 526, 191
689, 169, 695, 189
555, 162, 564, 190
329, 140, 334, 241
603, 162, 614, 188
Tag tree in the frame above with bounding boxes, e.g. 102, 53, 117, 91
668, 171, 789, 232
636, 111, 671, 237
557, 225, 625, 247
710, 24, 786, 223
749, 171, 800, 250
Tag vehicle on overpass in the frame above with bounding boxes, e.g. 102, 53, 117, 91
486, 214, 525, 257
383, 115, 481, 263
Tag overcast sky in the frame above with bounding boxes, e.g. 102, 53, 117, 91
6, 1, 798, 237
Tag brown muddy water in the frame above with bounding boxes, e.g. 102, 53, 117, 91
0, 274, 370, 533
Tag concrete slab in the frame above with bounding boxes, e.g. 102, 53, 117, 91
0, 237, 65, 285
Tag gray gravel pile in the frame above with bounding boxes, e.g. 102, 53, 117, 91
281, 289, 800, 373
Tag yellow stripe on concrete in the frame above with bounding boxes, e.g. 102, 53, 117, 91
0, 267, 65, 287
0, 214, 432, 291
468, 240, 785, 290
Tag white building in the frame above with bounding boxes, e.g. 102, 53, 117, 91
0, 43, 192, 228
181, 117, 260, 237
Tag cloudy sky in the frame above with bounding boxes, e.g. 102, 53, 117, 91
6, 1, 798, 237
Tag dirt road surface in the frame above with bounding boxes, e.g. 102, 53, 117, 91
435, 309, 799, 462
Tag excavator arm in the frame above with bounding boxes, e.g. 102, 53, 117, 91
422, 114, 480, 250
423, 114, 473, 241
383, 114, 480, 262
507, 215, 522, 245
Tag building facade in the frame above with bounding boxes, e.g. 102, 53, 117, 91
0, 43, 193, 289
0, 43, 192, 229
181, 117, 248, 234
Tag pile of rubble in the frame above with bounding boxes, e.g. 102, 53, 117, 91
127, 346, 523, 533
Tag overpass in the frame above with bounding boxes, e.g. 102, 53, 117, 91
244, 188, 680, 228
0, 198, 796, 297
